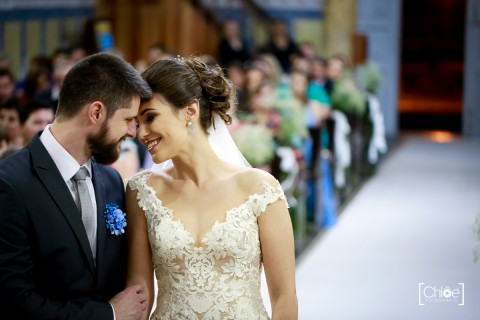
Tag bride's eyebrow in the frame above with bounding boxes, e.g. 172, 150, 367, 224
139, 108, 156, 116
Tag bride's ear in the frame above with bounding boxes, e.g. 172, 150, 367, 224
185, 99, 200, 122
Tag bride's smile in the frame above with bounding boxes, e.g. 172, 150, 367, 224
146, 138, 161, 151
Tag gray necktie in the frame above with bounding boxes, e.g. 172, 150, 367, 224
72, 167, 96, 260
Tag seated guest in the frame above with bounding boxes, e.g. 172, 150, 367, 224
0, 68, 16, 104
0, 123, 8, 156
34, 57, 74, 113
0, 97, 23, 148
19, 100, 54, 145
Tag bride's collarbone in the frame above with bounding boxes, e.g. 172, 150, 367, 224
167, 189, 246, 215
147, 168, 265, 215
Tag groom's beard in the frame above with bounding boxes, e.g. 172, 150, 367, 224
87, 121, 123, 165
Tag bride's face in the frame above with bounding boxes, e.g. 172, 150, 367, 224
137, 94, 189, 164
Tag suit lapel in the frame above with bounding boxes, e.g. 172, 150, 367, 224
92, 160, 107, 278
27, 135, 96, 273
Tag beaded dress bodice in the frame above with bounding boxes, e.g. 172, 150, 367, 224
128, 173, 287, 320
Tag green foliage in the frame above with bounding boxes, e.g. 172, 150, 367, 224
331, 77, 366, 116
356, 61, 382, 95
273, 96, 308, 149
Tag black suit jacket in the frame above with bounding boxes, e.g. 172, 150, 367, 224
0, 134, 127, 319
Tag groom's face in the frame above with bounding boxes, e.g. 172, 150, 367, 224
87, 96, 140, 164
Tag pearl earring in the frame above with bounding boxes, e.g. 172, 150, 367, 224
187, 121, 194, 135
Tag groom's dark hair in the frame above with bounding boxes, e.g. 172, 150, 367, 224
56, 52, 152, 120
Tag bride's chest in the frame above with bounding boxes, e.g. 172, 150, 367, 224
146, 208, 261, 260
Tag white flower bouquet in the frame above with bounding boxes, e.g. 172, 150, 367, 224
232, 124, 275, 167
331, 77, 366, 116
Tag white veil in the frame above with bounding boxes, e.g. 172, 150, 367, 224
151, 114, 250, 170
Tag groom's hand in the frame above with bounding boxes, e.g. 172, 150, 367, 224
109, 284, 147, 320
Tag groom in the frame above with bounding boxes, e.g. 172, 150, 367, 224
0, 53, 152, 319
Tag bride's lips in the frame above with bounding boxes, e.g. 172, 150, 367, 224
146, 138, 162, 152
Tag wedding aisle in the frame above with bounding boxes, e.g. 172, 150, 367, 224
292, 133, 480, 320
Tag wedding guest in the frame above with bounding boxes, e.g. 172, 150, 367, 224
0, 68, 16, 104
311, 55, 332, 89
326, 53, 349, 95
106, 47, 126, 60
298, 41, 317, 60
225, 60, 246, 114
265, 19, 301, 73
146, 43, 166, 66
0, 52, 10, 69
137, 46, 179, 73
0, 145, 19, 160
22, 65, 52, 104
0, 112, 20, 160
34, 56, 75, 112
71, 45, 88, 62
290, 68, 330, 129
295, 56, 332, 107
258, 53, 284, 86
238, 59, 268, 116
218, 19, 250, 67
0, 97, 23, 148
18, 54, 52, 104
290, 68, 329, 190
0, 52, 152, 320
51, 47, 72, 67
19, 100, 55, 146
0, 123, 9, 157
126, 56, 297, 319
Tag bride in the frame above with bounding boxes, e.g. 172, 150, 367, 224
126, 56, 297, 319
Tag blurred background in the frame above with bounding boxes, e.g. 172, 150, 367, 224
1, 0, 479, 319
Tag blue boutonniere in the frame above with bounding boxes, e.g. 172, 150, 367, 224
104, 203, 127, 235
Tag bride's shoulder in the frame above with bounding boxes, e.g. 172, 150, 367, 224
234, 167, 280, 192
127, 168, 173, 190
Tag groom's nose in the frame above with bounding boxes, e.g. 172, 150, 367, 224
137, 122, 148, 142
126, 119, 137, 138
137, 120, 148, 139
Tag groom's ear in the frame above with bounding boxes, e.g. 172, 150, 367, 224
86, 101, 106, 125
185, 99, 200, 122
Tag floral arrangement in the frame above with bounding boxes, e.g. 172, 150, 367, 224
272, 96, 308, 149
355, 61, 382, 95
104, 203, 127, 236
331, 77, 366, 116
232, 123, 275, 167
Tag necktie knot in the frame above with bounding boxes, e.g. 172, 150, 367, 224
73, 167, 88, 182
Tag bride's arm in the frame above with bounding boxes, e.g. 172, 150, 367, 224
125, 184, 155, 320
258, 182, 298, 319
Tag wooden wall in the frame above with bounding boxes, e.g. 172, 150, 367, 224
96, 0, 221, 64
0, 6, 93, 79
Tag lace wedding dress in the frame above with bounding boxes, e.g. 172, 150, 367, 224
128, 173, 287, 320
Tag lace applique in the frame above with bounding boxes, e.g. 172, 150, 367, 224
128, 172, 288, 320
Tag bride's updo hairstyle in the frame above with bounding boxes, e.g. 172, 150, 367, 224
141, 56, 235, 132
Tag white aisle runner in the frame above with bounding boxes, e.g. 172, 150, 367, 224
295, 135, 480, 320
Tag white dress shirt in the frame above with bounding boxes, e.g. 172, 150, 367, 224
39, 125, 98, 255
